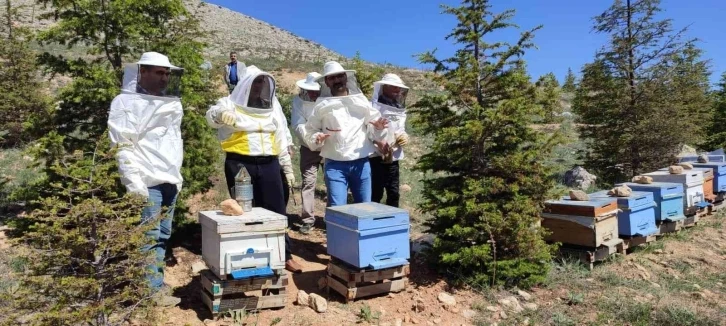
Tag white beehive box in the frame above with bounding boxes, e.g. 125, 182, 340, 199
644, 170, 704, 207
199, 208, 287, 278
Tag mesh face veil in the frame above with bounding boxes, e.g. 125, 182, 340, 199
135, 65, 184, 98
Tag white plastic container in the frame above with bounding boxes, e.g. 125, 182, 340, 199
199, 208, 287, 278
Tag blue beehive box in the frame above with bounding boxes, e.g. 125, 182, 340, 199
588, 190, 659, 237
617, 182, 686, 223
325, 202, 410, 270
691, 162, 726, 193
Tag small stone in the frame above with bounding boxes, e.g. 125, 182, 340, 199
632, 175, 653, 184
414, 297, 426, 312
523, 303, 538, 311
569, 190, 589, 201
608, 184, 632, 197
653, 249, 664, 254
317, 277, 327, 290
395, 319, 403, 326
645, 293, 654, 300
433, 319, 442, 324
669, 165, 684, 174
586, 278, 595, 282
296, 290, 310, 306
191, 261, 207, 275
404, 315, 411, 323
499, 296, 524, 313
517, 290, 532, 301
717, 282, 723, 287
438, 292, 457, 306
499, 310, 508, 319
692, 284, 702, 290
486, 306, 499, 312
650, 282, 661, 288
697, 154, 709, 163
220, 199, 244, 216
389, 292, 397, 298
401, 184, 412, 192
450, 307, 460, 313
678, 162, 694, 170
463, 309, 477, 319
309, 293, 327, 313
203, 319, 215, 325
411, 317, 420, 324
523, 318, 530, 325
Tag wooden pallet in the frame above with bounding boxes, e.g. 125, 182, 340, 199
683, 213, 701, 228
656, 219, 684, 234
199, 269, 287, 314
213, 268, 285, 281
325, 260, 409, 303
556, 238, 625, 270
200, 269, 287, 297
621, 234, 658, 251
712, 200, 724, 212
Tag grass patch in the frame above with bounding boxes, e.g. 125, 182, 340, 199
632, 241, 665, 254
592, 270, 651, 291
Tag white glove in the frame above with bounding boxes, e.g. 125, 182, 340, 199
285, 172, 295, 187
217, 111, 236, 126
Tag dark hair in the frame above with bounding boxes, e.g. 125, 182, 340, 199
230, 51, 237, 56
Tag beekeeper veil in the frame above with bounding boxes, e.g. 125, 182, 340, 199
316, 61, 362, 98
121, 52, 183, 98
372, 73, 409, 144
230, 65, 276, 110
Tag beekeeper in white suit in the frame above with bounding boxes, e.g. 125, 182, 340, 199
205, 65, 303, 273
107, 51, 184, 306
290, 72, 322, 234
370, 73, 410, 208
304, 61, 389, 207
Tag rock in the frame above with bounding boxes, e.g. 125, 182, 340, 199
486, 306, 499, 312
414, 297, 426, 313
379, 306, 386, 316
632, 175, 653, 184
400, 184, 412, 192
692, 284, 702, 290
499, 310, 508, 319
678, 162, 694, 170
523, 303, 538, 311
517, 290, 532, 301
220, 199, 243, 216
388, 292, 397, 298
191, 261, 207, 275
653, 249, 664, 254
395, 319, 403, 326
309, 293, 327, 313
650, 282, 661, 288
296, 290, 310, 306
317, 277, 327, 290
404, 314, 411, 323
717, 282, 723, 287
564, 166, 598, 190
678, 144, 698, 157
411, 317, 420, 324
438, 292, 457, 306
608, 185, 632, 197
669, 165, 684, 174
523, 318, 530, 325
499, 296, 524, 313
433, 319, 442, 324
568, 190, 589, 201
411, 234, 435, 255
203, 319, 215, 325
698, 154, 709, 163
463, 309, 477, 319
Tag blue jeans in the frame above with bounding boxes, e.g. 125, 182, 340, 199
324, 158, 372, 207
141, 183, 178, 291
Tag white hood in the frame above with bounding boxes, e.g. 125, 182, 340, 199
107, 64, 185, 198
291, 95, 317, 147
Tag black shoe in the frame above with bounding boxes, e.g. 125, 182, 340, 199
299, 223, 313, 235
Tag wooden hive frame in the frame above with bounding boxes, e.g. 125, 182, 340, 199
325, 259, 409, 303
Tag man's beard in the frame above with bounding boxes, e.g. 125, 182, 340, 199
332, 82, 347, 95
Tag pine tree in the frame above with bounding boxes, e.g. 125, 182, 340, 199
573, 0, 711, 184
0, 0, 51, 147
414, 0, 559, 288
6, 133, 155, 325
535, 72, 563, 123
702, 73, 726, 150
562, 67, 577, 93
26, 0, 221, 213
350, 51, 383, 98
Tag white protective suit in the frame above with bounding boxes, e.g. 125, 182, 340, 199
206, 65, 292, 170
108, 64, 184, 198
371, 76, 408, 161
303, 72, 387, 161
291, 95, 317, 148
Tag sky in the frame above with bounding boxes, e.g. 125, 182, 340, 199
205, 0, 726, 86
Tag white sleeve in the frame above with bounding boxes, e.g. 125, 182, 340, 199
365, 104, 387, 142
274, 119, 292, 171
303, 103, 325, 151
107, 98, 148, 198
273, 97, 294, 146
290, 97, 307, 143
206, 98, 231, 129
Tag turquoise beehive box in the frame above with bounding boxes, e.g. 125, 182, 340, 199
617, 182, 686, 223
325, 202, 410, 270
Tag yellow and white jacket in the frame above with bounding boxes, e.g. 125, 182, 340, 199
206, 66, 292, 169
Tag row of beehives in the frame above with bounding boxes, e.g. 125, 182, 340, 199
542, 153, 726, 249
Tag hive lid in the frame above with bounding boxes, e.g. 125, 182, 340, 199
199, 208, 287, 234
326, 202, 408, 219
588, 190, 654, 209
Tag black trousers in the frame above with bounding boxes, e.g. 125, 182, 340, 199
224, 153, 286, 216
280, 169, 290, 206
370, 156, 400, 207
